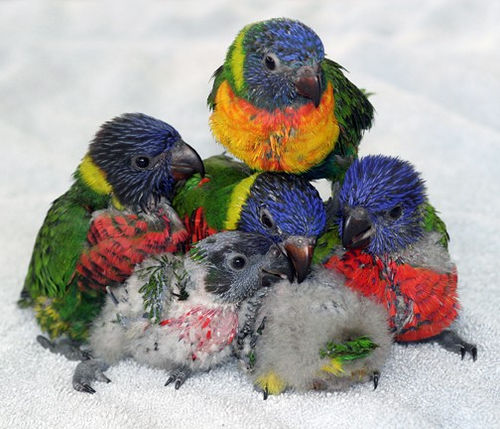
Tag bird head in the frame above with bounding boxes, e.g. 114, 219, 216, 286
222, 18, 325, 110
338, 155, 427, 256
190, 231, 294, 304
234, 173, 326, 282
85, 113, 204, 211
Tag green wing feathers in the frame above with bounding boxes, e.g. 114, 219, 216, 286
207, 65, 226, 110
23, 193, 91, 299
422, 202, 450, 249
323, 59, 375, 158
320, 336, 378, 362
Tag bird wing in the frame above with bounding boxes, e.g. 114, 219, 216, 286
207, 65, 225, 110
23, 194, 92, 299
422, 202, 450, 249
306, 59, 375, 180
76, 210, 187, 292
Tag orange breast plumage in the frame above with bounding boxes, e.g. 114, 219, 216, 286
209, 81, 339, 173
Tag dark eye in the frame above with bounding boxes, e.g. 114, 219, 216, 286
231, 256, 246, 270
132, 155, 151, 169
260, 209, 275, 229
264, 55, 276, 71
389, 205, 403, 219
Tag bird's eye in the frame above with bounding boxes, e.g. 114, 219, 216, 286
389, 205, 403, 219
264, 54, 278, 71
132, 155, 151, 170
231, 255, 247, 270
260, 209, 275, 229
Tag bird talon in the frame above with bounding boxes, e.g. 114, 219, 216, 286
472, 347, 478, 362
165, 376, 175, 386
460, 346, 466, 360
372, 371, 380, 390
83, 384, 96, 394
263, 387, 269, 400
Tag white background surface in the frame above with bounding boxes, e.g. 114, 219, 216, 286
0, 1, 498, 428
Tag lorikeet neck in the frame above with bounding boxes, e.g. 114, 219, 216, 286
72, 155, 116, 210
209, 81, 339, 173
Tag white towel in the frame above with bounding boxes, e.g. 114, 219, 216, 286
0, 1, 498, 428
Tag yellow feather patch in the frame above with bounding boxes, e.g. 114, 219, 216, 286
34, 297, 69, 339
255, 371, 287, 396
321, 358, 345, 376
230, 28, 247, 93
210, 81, 339, 173
224, 173, 258, 230
79, 154, 112, 195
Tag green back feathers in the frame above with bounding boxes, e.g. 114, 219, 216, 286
173, 154, 253, 231
320, 336, 378, 362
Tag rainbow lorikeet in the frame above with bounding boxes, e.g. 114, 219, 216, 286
208, 18, 374, 181
71, 232, 293, 393
20, 113, 204, 342
237, 266, 391, 398
173, 154, 327, 282
322, 155, 477, 359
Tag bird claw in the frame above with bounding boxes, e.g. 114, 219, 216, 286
72, 359, 110, 394
263, 387, 269, 400
37, 335, 92, 361
431, 330, 478, 361
372, 371, 380, 390
165, 367, 191, 390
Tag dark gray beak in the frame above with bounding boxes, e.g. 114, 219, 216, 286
283, 236, 316, 283
261, 245, 294, 287
342, 207, 374, 249
170, 140, 205, 181
294, 65, 322, 108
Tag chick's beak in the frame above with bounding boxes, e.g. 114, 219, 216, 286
294, 65, 322, 108
170, 140, 205, 181
342, 207, 374, 249
261, 245, 294, 287
283, 236, 315, 283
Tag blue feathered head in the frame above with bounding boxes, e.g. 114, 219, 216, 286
237, 172, 326, 282
89, 113, 203, 211
228, 18, 325, 110
338, 155, 427, 255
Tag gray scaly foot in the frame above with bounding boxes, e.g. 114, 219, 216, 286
429, 330, 477, 361
73, 359, 110, 394
37, 335, 92, 361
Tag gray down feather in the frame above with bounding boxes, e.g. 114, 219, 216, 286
244, 266, 393, 393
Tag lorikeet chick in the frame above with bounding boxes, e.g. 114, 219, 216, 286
237, 267, 391, 398
173, 154, 327, 282
208, 18, 374, 180
21, 113, 204, 342
72, 231, 293, 393
323, 155, 477, 359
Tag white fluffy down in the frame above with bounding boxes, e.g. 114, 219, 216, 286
250, 267, 392, 391
89, 256, 235, 373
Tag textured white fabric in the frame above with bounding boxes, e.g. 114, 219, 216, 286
0, 1, 498, 428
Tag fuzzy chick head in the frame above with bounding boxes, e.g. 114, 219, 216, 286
225, 18, 325, 110
190, 231, 293, 304
338, 155, 427, 255
87, 113, 203, 211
